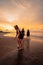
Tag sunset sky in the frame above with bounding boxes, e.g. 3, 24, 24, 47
0, 0, 43, 31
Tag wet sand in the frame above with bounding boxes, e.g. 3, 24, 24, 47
0, 36, 43, 65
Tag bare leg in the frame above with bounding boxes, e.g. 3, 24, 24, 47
19, 39, 23, 49
17, 39, 23, 50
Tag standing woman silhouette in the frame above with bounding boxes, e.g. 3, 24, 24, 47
27, 29, 30, 37
14, 25, 24, 50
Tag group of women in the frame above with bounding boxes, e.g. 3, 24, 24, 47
14, 25, 30, 50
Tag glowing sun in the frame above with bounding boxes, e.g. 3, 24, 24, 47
7, 17, 14, 22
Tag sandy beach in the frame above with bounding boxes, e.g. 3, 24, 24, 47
0, 0, 43, 64
0, 33, 43, 65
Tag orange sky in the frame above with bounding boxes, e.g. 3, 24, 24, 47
0, 0, 43, 31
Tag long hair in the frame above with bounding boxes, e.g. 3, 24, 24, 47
14, 25, 19, 30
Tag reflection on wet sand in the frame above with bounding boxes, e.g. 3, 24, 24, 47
0, 35, 43, 65
16, 49, 23, 65
26, 37, 30, 49
15, 38, 30, 65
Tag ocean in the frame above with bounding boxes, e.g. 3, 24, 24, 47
0, 31, 43, 40
30, 31, 43, 39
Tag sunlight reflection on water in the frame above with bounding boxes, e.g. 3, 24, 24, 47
3, 31, 43, 39
4, 33, 16, 37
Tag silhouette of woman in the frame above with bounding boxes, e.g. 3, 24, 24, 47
27, 29, 30, 37
14, 25, 25, 50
